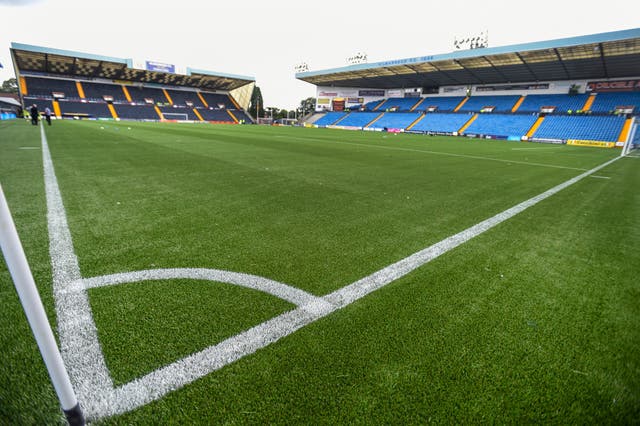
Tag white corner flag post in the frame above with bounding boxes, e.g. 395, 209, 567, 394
0, 184, 85, 426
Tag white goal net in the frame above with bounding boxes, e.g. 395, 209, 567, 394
622, 117, 639, 157
162, 113, 189, 121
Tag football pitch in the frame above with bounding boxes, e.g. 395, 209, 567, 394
0, 119, 638, 424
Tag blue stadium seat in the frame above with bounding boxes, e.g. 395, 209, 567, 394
166, 89, 205, 108
458, 95, 520, 112
57, 100, 111, 118
367, 112, 422, 130
198, 108, 236, 122
81, 82, 127, 102
379, 97, 422, 112
126, 86, 168, 104
314, 112, 348, 126
416, 96, 465, 112
113, 104, 159, 120
589, 92, 640, 113
25, 76, 79, 98
517, 94, 589, 113
463, 113, 538, 138
532, 115, 626, 141
410, 113, 473, 133
338, 112, 381, 127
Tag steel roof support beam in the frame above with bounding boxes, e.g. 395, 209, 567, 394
515, 52, 539, 81
553, 48, 571, 80
482, 56, 511, 82
598, 43, 609, 79
430, 63, 463, 85
454, 60, 484, 84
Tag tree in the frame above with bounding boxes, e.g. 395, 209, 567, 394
1, 78, 18, 94
248, 86, 263, 119
298, 97, 316, 117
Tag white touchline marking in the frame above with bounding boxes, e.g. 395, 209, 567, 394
510, 147, 561, 151
274, 134, 592, 172
41, 124, 115, 409
40, 124, 622, 420
590, 175, 611, 179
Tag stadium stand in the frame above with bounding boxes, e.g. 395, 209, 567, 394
165, 89, 204, 108
24, 76, 79, 98
57, 100, 112, 118
367, 112, 422, 130
409, 113, 473, 134
314, 111, 347, 126
81, 81, 128, 102
199, 92, 234, 109
379, 97, 422, 112
417, 96, 466, 112
23, 98, 54, 114
113, 104, 159, 120
11, 42, 256, 124
516, 94, 590, 113
159, 106, 200, 121
337, 112, 381, 127
232, 110, 252, 123
364, 99, 386, 111
125, 86, 168, 104
462, 113, 539, 138
589, 92, 640, 113
532, 115, 627, 142
458, 95, 521, 112
198, 108, 237, 123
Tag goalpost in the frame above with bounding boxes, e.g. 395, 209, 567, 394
257, 117, 273, 125
621, 117, 639, 157
162, 112, 189, 121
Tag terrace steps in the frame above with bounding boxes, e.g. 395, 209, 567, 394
511, 95, 525, 112
107, 103, 118, 119
458, 113, 477, 133
526, 116, 545, 138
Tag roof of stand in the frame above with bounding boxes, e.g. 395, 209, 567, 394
295, 28, 640, 89
10, 43, 255, 91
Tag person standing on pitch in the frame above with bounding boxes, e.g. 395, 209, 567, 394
44, 107, 52, 125
30, 104, 39, 125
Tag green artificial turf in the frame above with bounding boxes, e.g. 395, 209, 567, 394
0, 119, 637, 424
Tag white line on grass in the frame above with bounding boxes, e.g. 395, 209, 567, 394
41, 124, 622, 420
511, 147, 560, 151
275, 134, 592, 172
40, 124, 115, 410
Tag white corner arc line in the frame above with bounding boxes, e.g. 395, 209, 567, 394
82, 268, 329, 308
41, 124, 621, 420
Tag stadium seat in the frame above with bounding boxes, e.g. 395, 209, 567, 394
532, 115, 626, 141
457, 95, 521, 112
367, 112, 422, 130
517, 93, 589, 113
462, 113, 538, 138
409, 112, 473, 133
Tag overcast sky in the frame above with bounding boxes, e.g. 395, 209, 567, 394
0, 0, 638, 109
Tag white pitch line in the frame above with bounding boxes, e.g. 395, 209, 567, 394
511, 147, 560, 151
94, 154, 621, 419
40, 124, 114, 413
275, 134, 591, 172
41, 123, 622, 420
82, 268, 329, 309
